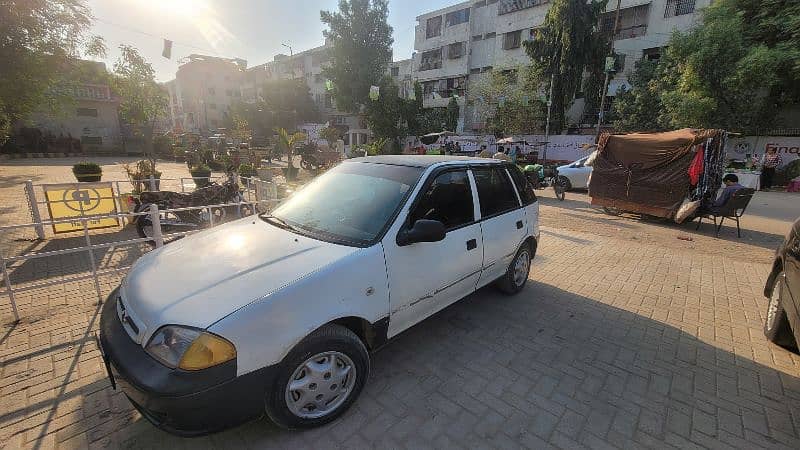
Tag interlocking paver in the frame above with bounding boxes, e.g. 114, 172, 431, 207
2, 161, 800, 448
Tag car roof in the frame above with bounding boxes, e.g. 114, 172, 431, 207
346, 155, 503, 168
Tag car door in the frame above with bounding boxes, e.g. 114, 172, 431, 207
383, 168, 484, 338
472, 165, 527, 288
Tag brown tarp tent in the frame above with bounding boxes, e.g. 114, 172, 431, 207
589, 129, 724, 218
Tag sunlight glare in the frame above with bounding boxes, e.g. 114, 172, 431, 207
129, 0, 238, 51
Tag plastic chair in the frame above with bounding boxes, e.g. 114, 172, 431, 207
695, 188, 755, 238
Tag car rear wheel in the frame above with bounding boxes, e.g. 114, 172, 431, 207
496, 243, 532, 295
764, 272, 797, 349
265, 324, 369, 429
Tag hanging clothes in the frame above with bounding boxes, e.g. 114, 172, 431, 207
687, 145, 705, 186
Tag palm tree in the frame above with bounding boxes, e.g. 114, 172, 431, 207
275, 127, 306, 178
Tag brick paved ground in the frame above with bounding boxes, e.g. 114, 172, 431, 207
1, 161, 800, 449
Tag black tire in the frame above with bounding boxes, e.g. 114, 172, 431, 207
557, 175, 572, 191
135, 216, 157, 247
265, 324, 369, 429
496, 241, 533, 295
764, 272, 797, 349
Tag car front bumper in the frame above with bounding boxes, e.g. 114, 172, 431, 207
97, 289, 275, 436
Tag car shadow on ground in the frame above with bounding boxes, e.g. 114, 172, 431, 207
75, 281, 800, 448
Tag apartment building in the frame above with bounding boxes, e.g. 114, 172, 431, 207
240, 42, 379, 149
167, 54, 247, 133
413, 0, 712, 132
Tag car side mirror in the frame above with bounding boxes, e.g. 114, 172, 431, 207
397, 219, 446, 246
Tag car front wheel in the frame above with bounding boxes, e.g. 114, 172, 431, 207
265, 324, 369, 429
764, 271, 797, 350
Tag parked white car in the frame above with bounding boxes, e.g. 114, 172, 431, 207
557, 156, 592, 190
98, 156, 539, 435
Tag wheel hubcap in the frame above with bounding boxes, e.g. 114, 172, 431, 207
766, 276, 782, 331
285, 351, 356, 419
513, 250, 530, 287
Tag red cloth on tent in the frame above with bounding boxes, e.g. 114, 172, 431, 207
687, 146, 704, 186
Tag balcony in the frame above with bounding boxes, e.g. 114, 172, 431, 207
600, 4, 650, 41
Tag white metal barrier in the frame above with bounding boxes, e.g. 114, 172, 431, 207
23, 175, 269, 240
1, 194, 279, 322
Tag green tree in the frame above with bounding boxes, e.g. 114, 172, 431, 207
318, 126, 342, 145
611, 59, 665, 132
654, 0, 799, 131
446, 97, 459, 133
320, 0, 393, 113
228, 78, 318, 139
472, 66, 546, 135
0, 0, 105, 144
523, 0, 608, 133
275, 127, 306, 174
111, 45, 168, 166
363, 78, 407, 153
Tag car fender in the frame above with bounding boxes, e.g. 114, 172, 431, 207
208, 244, 390, 376
764, 256, 784, 298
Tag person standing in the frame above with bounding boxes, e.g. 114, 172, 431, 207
760, 148, 783, 190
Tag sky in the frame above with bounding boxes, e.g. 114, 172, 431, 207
87, 0, 457, 82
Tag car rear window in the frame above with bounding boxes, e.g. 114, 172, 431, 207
507, 165, 537, 205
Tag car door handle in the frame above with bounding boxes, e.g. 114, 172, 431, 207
466, 239, 477, 251
516, 221, 523, 229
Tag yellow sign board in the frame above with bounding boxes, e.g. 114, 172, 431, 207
43, 182, 119, 233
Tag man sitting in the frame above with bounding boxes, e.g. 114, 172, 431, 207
712, 174, 744, 212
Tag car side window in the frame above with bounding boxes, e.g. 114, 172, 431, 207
507, 165, 537, 205
408, 170, 475, 230
472, 167, 520, 217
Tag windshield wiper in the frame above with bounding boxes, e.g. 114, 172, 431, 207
259, 214, 300, 232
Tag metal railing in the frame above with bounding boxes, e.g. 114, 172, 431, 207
23, 175, 274, 240
4, 174, 281, 321
0, 196, 278, 322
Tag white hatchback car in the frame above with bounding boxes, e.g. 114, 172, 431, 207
98, 156, 540, 435
557, 156, 592, 190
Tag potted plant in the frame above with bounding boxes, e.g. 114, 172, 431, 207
123, 160, 162, 193
238, 162, 257, 178
72, 162, 103, 182
190, 164, 212, 188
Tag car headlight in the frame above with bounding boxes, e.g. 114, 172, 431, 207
145, 326, 236, 371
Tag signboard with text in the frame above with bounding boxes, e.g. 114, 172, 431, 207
726, 136, 800, 168
43, 182, 119, 234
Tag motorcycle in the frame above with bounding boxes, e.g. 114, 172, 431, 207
133, 175, 254, 245
523, 165, 567, 201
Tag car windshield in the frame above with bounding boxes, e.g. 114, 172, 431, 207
267, 162, 423, 246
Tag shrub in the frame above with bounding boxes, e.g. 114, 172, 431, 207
123, 160, 162, 193
190, 164, 212, 188
207, 159, 225, 171
784, 159, 800, 181
153, 135, 172, 157
238, 162, 257, 178
72, 162, 102, 182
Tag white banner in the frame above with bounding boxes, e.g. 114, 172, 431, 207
726, 136, 800, 168
409, 134, 594, 163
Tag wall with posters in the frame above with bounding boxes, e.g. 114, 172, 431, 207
726, 136, 800, 168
